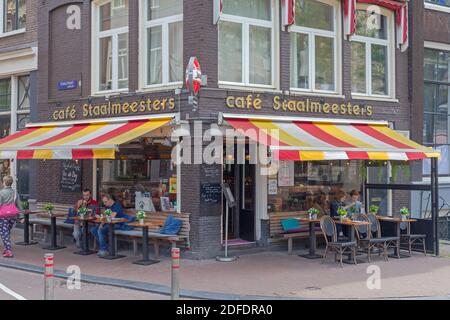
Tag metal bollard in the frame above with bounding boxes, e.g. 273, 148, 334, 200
44, 253, 54, 300
171, 247, 180, 300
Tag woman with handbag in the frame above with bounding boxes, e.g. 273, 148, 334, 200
0, 175, 22, 258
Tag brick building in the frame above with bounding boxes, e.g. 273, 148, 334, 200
0, 0, 441, 258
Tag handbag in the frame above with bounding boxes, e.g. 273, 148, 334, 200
0, 192, 20, 218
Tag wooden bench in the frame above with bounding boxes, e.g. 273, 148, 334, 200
269, 211, 323, 254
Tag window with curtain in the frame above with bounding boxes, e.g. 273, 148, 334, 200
290, 0, 338, 93
351, 7, 392, 97
425, 0, 450, 8
95, 0, 129, 92
1, 0, 26, 33
423, 48, 450, 176
219, 0, 274, 87
145, 0, 183, 87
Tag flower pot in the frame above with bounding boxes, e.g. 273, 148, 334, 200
401, 215, 407, 221
312, 214, 318, 220
139, 219, 145, 224
47, 210, 53, 216
340, 216, 345, 222
106, 216, 112, 223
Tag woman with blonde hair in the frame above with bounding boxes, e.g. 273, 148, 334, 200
0, 175, 22, 258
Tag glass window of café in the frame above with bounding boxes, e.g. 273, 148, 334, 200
93, 0, 129, 93
290, 0, 340, 94
218, 0, 275, 88
0, 0, 26, 34
143, 0, 183, 88
267, 161, 362, 215
99, 139, 177, 212
351, 5, 394, 98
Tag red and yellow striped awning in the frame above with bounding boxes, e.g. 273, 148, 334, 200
225, 116, 440, 161
0, 115, 174, 160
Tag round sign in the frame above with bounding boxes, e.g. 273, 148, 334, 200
185, 57, 202, 96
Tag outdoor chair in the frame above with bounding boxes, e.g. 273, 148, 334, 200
319, 215, 357, 267
354, 213, 393, 262
366, 213, 400, 259
394, 214, 427, 256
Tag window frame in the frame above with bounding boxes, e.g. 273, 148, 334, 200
351, 4, 395, 100
91, 0, 129, 95
218, 0, 278, 90
424, 0, 450, 14
0, 0, 26, 36
0, 74, 30, 133
289, 0, 341, 95
139, 0, 184, 91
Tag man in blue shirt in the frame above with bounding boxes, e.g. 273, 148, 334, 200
91, 194, 133, 257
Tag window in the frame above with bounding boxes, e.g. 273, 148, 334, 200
423, 48, 450, 176
219, 0, 275, 87
290, 0, 339, 93
143, 0, 183, 87
0, 75, 30, 131
351, 6, 394, 97
0, 78, 11, 112
425, 0, 450, 8
0, 0, 26, 34
94, 0, 129, 93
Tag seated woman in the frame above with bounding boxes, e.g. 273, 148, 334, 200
329, 190, 355, 237
312, 191, 329, 218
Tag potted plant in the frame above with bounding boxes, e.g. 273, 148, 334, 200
136, 210, 146, 224
400, 207, 409, 221
104, 209, 113, 222
21, 200, 29, 211
337, 207, 347, 222
44, 203, 54, 215
77, 207, 88, 219
369, 205, 379, 215
307, 207, 319, 220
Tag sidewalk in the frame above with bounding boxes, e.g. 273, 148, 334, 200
3, 229, 450, 299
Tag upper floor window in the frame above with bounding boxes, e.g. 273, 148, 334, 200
218, 0, 275, 88
143, 0, 183, 88
351, 6, 394, 98
0, 78, 11, 112
425, 0, 450, 8
290, 0, 339, 94
0, 0, 25, 34
93, 0, 129, 93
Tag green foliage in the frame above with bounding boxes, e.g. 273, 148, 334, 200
369, 205, 379, 214
77, 207, 88, 215
104, 209, 113, 216
44, 203, 54, 212
337, 207, 347, 217
21, 200, 29, 210
400, 207, 410, 215
136, 211, 146, 220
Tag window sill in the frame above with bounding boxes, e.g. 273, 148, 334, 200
91, 89, 129, 98
287, 89, 345, 99
424, 2, 450, 14
137, 83, 183, 93
219, 83, 281, 94
351, 95, 399, 103
0, 28, 26, 38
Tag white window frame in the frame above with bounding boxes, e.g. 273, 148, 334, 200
218, 0, 278, 90
424, 1, 450, 14
0, 74, 30, 133
91, 0, 129, 95
289, 0, 341, 95
0, 0, 26, 37
139, 0, 183, 90
351, 4, 395, 100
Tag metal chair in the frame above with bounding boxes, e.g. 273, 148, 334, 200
366, 213, 400, 259
320, 215, 357, 267
394, 214, 427, 256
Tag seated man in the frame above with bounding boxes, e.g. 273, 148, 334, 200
72, 188, 99, 248
91, 194, 133, 257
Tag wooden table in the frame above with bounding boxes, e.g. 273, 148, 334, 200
15, 210, 40, 246
128, 221, 163, 265
296, 218, 321, 259
38, 212, 68, 251
334, 218, 370, 264
92, 217, 128, 260
71, 216, 97, 256
376, 216, 417, 258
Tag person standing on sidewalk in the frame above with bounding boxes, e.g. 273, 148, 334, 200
0, 175, 23, 258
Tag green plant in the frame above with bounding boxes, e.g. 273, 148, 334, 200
369, 205, 379, 214
44, 203, 54, 212
400, 207, 409, 216
307, 207, 319, 216
136, 210, 146, 220
337, 207, 347, 217
104, 209, 113, 216
21, 200, 29, 210
77, 207, 88, 215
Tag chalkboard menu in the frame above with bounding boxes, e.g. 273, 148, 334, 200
199, 164, 222, 216
60, 160, 82, 192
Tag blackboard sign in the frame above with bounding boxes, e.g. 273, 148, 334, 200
60, 160, 82, 192
200, 183, 222, 204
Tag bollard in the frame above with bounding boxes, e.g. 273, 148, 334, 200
44, 253, 54, 300
171, 247, 180, 300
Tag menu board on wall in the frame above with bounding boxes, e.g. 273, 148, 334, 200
278, 161, 294, 187
60, 160, 82, 193
199, 164, 222, 216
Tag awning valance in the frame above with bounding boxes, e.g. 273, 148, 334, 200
0, 115, 175, 160
223, 115, 440, 161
